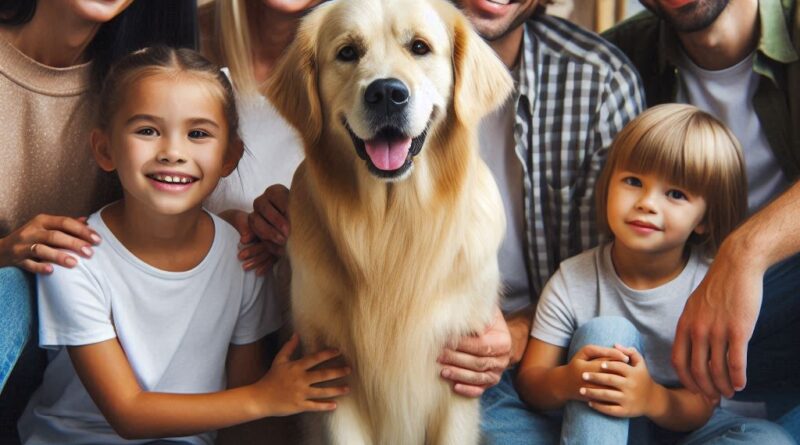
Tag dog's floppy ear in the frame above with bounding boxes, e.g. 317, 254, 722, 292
265, 8, 326, 145
451, 13, 514, 125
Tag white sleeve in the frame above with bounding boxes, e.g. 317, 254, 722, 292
230, 273, 276, 345
37, 260, 116, 349
530, 268, 576, 348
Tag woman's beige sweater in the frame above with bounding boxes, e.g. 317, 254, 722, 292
0, 36, 117, 236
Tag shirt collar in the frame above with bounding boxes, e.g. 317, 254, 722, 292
658, 0, 798, 72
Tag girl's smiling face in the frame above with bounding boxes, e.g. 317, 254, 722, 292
606, 168, 707, 258
92, 73, 239, 216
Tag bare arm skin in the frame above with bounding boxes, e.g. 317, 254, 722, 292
68, 334, 349, 440
673, 181, 800, 399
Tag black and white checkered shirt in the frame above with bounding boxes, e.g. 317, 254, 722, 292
511, 15, 645, 306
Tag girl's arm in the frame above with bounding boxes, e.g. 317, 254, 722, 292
69, 334, 349, 440
515, 337, 630, 411
217, 339, 271, 445
581, 346, 714, 432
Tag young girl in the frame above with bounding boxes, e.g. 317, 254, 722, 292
515, 104, 794, 444
17, 46, 349, 445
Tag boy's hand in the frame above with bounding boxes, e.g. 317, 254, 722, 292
566, 345, 630, 400
254, 334, 350, 417
580, 345, 655, 418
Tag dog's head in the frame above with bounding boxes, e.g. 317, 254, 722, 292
268, 0, 512, 182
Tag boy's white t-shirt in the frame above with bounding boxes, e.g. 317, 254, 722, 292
18, 209, 281, 445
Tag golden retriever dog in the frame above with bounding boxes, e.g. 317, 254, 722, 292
267, 0, 512, 443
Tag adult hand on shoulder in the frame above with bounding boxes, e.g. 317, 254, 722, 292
672, 240, 763, 400
438, 306, 511, 398
0, 214, 100, 274
250, 184, 290, 258
220, 209, 276, 276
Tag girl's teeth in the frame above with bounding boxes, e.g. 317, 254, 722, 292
488, 0, 511, 4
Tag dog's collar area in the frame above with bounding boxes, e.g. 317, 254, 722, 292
345, 121, 427, 180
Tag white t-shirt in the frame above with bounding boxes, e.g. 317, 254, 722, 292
479, 95, 530, 314
18, 209, 280, 445
532, 243, 709, 386
205, 85, 304, 214
676, 51, 790, 214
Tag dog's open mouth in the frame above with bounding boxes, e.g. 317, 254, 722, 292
346, 122, 427, 180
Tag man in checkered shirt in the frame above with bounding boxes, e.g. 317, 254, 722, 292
434, 1, 645, 442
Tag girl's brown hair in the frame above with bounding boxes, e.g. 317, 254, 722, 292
595, 104, 747, 256
97, 45, 239, 144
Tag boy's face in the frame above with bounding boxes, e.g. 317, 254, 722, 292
607, 169, 707, 257
639, 0, 729, 33
94, 74, 235, 217
454, 0, 539, 41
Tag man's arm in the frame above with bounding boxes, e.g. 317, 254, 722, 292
673, 181, 800, 398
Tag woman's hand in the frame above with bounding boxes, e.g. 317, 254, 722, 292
0, 214, 100, 274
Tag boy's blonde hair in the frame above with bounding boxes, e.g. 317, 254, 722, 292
595, 104, 747, 256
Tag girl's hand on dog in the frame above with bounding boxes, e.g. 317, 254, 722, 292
250, 184, 290, 254
220, 209, 277, 276
254, 334, 350, 417
0, 214, 100, 274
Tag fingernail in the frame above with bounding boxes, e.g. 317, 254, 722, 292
282, 225, 290, 235
65, 257, 77, 267
81, 246, 93, 257
442, 369, 451, 378
582, 372, 589, 380
90, 233, 101, 244
579, 387, 587, 395
601, 362, 608, 369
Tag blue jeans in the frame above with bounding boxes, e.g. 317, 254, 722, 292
0, 267, 34, 391
481, 316, 795, 444
738, 254, 800, 441
0, 267, 44, 445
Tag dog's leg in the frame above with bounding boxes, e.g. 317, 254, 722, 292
328, 395, 372, 445
428, 396, 481, 445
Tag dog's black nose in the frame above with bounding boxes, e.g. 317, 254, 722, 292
365, 78, 409, 115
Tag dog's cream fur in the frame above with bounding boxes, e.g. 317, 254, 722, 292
267, 1, 513, 443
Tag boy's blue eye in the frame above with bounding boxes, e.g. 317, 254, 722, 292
623, 177, 641, 187
136, 128, 158, 136
667, 189, 687, 200
188, 130, 210, 139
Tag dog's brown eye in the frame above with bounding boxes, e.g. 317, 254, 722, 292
337, 45, 359, 62
411, 40, 430, 56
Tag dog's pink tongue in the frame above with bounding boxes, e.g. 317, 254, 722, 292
365, 137, 412, 171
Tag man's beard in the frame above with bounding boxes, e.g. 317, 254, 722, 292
645, 0, 729, 33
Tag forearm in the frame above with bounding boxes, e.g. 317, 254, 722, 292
645, 385, 713, 432
516, 364, 572, 411
506, 306, 534, 364
105, 385, 267, 440
726, 181, 800, 271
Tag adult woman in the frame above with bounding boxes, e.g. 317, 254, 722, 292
199, 0, 317, 276
0, 0, 195, 441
